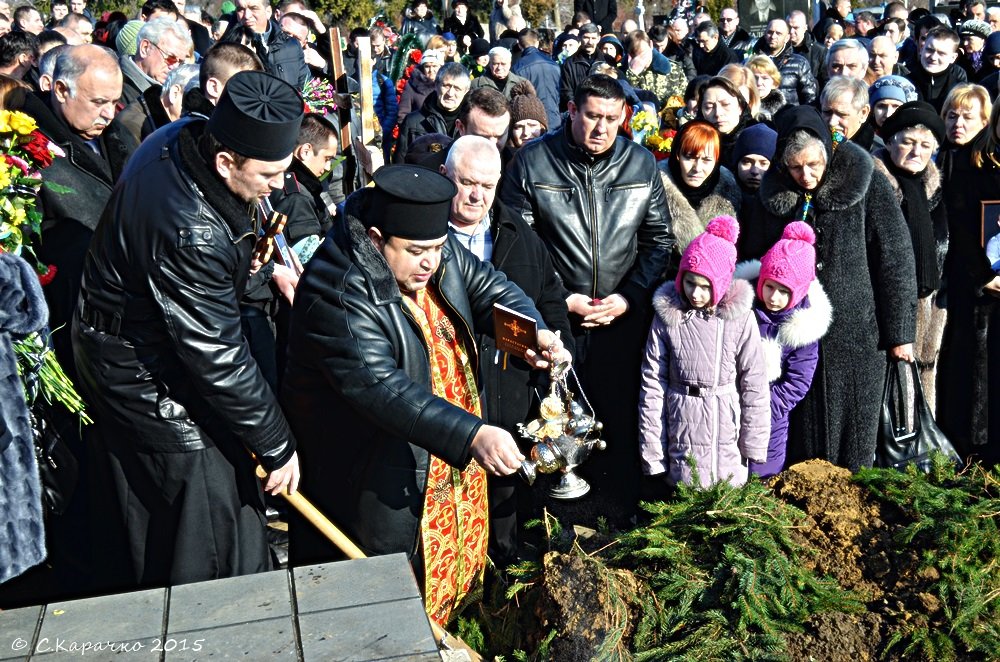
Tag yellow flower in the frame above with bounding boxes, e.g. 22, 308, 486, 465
6, 110, 37, 135
0, 166, 11, 190
0, 110, 9, 134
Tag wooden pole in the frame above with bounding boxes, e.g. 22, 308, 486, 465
329, 27, 356, 194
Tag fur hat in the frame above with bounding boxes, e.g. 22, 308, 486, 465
469, 38, 491, 57
510, 80, 547, 129
878, 100, 945, 144
757, 221, 817, 311
676, 215, 740, 307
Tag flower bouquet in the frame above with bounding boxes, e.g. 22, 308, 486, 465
629, 109, 677, 161
303, 76, 338, 116
1, 109, 89, 422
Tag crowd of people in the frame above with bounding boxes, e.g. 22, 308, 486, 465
0, 0, 998, 640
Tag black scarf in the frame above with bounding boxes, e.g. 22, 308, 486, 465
433, 95, 462, 133
667, 153, 721, 208
888, 160, 938, 296
668, 120, 722, 207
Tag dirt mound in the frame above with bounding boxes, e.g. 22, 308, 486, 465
533, 552, 640, 661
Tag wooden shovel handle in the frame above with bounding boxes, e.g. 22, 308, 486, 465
254, 466, 480, 658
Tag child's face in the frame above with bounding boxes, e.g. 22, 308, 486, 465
761, 279, 792, 312
682, 272, 713, 309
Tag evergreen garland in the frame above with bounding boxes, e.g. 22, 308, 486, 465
611, 476, 862, 660
854, 454, 1000, 660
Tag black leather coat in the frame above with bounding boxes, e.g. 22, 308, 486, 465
500, 125, 674, 308
282, 189, 546, 561
71, 119, 295, 472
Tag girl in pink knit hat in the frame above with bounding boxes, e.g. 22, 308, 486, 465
734, 221, 833, 478
639, 216, 771, 488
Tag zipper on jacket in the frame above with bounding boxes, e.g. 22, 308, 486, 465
711, 316, 724, 482
587, 167, 599, 298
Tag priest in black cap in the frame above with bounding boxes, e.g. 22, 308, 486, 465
72, 71, 305, 590
283, 165, 569, 627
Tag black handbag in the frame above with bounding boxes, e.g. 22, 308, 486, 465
876, 360, 961, 472
30, 402, 79, 517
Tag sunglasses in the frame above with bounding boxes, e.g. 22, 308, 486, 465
151, 42, 183, 66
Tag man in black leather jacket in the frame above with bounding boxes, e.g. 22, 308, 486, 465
283, 166, 567, 620
443, 136, 574, 570
501, 74, 673, 518
72, 72, 303, 589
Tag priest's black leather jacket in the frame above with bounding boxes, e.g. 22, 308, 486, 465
501, 124, 674, 308
282, 188, 546, 561
71, 118, 295, 471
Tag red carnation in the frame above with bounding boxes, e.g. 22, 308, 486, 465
37, 264, 57, 286
411, 49, 423, 64
22, 131, 54, 168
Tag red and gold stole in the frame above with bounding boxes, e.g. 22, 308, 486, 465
402, 286, 489, 627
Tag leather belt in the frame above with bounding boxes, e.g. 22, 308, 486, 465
669, 383, 738, 397
80, 302, 122, 336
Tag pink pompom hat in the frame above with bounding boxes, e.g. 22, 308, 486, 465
676, 215, 741, 307
757, 221, 817, 310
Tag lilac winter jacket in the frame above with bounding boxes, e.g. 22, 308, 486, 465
734, 262, 833, 478
639, 278, 771, 488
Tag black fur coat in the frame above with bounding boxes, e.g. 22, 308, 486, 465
0, 253, 50, 584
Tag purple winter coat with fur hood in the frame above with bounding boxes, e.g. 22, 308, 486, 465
734, 261, 833, 478
639, 278, 771, 487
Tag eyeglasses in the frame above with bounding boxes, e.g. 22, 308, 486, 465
720, 16, 736, 22
150, 41, 183, 66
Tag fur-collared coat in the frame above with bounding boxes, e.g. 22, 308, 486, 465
871, 150, 948, 288
639, 279, 770, 488
734, 261, 832, 477
0, 254, 49, 584
745, 140, 917, 471
659, 163, 742, 273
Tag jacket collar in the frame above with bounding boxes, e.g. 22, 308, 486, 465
119, 54, 156, 93
23, 91, 114, 184
734, 260, 833, 349
175, 120, 257, 241
141, 83, 172, 132
289, 157, 323, 197
759, 140, 873, 215
652, 278, 754, 327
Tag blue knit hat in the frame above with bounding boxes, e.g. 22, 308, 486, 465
869, 75, 918, 105
733, 123, 777, 164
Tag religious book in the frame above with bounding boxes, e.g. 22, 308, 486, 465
493, 303, 537, 356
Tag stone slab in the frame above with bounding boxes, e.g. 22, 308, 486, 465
0, 606, 42, 661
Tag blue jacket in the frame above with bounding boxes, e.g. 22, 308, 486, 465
514, 47, 562, 130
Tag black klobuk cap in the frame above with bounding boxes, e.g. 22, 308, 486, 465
209, 70, 304, 161
369, 165, 457, 240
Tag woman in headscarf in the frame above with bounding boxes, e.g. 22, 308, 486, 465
936, 84, 1000, 465
658, 120, 742, 276
743, 105, 917, 471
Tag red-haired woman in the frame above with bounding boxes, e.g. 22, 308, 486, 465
658, 120, 742, 276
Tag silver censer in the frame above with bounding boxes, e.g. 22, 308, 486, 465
518, 360, 606, 499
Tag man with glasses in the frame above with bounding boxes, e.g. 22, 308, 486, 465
718, 6, 751, 57
119, 17, 191, 106
235, 0, 308, 89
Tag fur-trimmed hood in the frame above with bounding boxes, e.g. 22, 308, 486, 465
871, 148, 942, 209
759, 140, 874, 216
734, 260, 833, 349
652, 277, 754, 327
659, 164, 742, 253
734, 260, 832, 382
